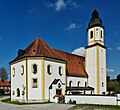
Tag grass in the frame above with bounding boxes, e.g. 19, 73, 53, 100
0, 94, 10, 98
1, 98, 52, 105
68, 104, 120, 110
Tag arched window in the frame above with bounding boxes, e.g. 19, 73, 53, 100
77, 81, 80, 87
90, 31, 93, 39
101, 30, 103, 38
59, 66, 63, 76
21, 65, 24, 75
13, 68, 15, 77
47, 65, 52, 75
69, 81, 72, 87
16, 88, 20, 97
85, 82, 87, 87
32, 64, 37, 74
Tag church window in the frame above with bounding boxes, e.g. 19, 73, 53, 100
16, 88, 20, 97
101, 68, 103, 73
102, 82, 104, 87
32, 64, 37, 74
101, 30, 103, 38
13, 68, 15, 77
69, 81, 72, 87
59, 66, 63, 76
90, 31, 93, 39
47, 65, 52, 75
12, 91, 15, 95
32, 78, 38, 88
101, 49, 103, 52
85, 82, 87, 87
21, 65, 24, 75
77, 81, 80, 87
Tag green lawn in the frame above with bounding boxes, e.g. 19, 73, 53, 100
68, 104, 120, 110
0, 94, 9, 98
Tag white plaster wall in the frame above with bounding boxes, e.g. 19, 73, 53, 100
65, 95, 117, 105
27, 59, 42, 101
11, 60, 26, 101
67, 76, 87, 87
99, 47, 106, 94
44, 60, 66, 101
86, 47, 96, 93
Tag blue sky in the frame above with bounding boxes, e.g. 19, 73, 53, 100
0, 0, 120, 79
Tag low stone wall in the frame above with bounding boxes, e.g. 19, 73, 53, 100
65, 94, 117, 105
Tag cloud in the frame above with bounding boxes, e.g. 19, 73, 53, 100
107, 47, 112, 50
47, 0, 66, 11
55, 0, 66, 11
67, 0, 81, 8
28, 9, 35, 13
71, 47, 85, 57
65, 23, 81, 30
46, 0, 81, 11
107, 68, 114, 73
117, 46, 120, 50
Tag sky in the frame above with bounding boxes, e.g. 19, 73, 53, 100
0, 0, 120, 79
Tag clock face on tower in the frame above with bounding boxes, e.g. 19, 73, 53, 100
96, 28, 99, 31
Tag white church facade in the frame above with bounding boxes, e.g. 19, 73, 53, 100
10, 10, 106, 103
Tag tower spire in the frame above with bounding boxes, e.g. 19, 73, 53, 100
88, 9, 103, 30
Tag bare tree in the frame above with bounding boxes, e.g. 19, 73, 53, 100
0, 67, 8, 80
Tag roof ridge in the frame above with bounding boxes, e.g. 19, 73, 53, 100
53, 48, 85, 58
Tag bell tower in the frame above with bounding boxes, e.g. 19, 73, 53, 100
85, 10, 106, 94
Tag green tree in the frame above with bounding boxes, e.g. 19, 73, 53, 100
107, 76, 110, 83
107, 76, 110, 92
117, 74, 120, 92
0, 67, 8, 80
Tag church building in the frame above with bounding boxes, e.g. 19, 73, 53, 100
10, 10, 106, 102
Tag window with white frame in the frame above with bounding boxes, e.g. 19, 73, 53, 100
32, 64, 37, 74
21, 65, 24, 75
32, 78, 38, 88
77, 81, 80, 87
16, 88, 20, 97
47, 65, 52, 75
102, 82, 104, 87
13, 68, 15, 77
59, 66, 63, 76
101, 30, 103, 38
69, 81, 72, 87
90, 31, 93, 39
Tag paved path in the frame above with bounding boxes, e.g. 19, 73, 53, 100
0, 103, 74, 110
0, 97, 74, 110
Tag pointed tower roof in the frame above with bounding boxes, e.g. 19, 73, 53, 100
14, 37, 62, 60
24, 38, 61, 58
88, 9, 104, 29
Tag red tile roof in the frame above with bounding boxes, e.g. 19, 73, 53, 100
0, 80, 11, 87
11, 38, 88, 78
54, 49, 87, 77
